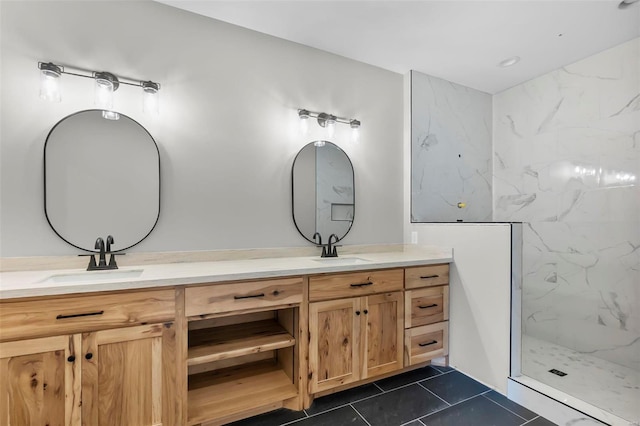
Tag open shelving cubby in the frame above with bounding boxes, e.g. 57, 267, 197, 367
186, 308, 299, 425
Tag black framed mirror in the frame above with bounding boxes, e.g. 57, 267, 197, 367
44, 110, 160, 252
292, 141, 354, 244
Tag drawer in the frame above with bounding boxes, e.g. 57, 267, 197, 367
404, 322, 449, 366
405, 286, 449, 328
0, 289, 176, 342
309, 269, 403, 302
405, 264, 449, 289
185, 277, 303, 317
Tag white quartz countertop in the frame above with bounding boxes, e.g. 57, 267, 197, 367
0, 246, 452, 299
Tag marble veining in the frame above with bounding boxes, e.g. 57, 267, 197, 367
411, 70, 493, 222
495, 38, 640, 381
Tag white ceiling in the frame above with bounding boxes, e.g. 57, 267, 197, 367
157, 0, 640, 94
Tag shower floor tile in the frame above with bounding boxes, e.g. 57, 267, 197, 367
521, 335, 640, 424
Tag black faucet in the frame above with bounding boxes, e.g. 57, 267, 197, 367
86, 235, 119, 271
322, 234, 340, 258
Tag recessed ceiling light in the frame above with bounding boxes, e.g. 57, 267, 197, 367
619, 0, 639, 8
498, 56, 521, 68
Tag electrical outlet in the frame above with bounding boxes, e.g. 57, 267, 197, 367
411, 231, 418, 244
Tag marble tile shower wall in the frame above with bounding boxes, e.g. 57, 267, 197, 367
411, 71, 493, 222
493, 38, 640, 370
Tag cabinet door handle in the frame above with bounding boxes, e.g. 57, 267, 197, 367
350, 282, 373, 288
355, 311, 361, 316
363, 310, 368, 315
85, 353, 93, 360
56, 310, 104, 320
420, 275, 439, 279
67, 355, 76, 363
418, 340, 438, 347
234, 293, 265, 300
418, 304, 438, 309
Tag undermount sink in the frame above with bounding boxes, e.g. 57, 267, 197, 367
312, 257, 370, 265
41, 269, 144, 284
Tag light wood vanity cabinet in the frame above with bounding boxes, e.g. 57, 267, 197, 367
1, 260, 451, 425
308, 270, 404, 394
0, 290, 177, 426
403, 264, 450, 366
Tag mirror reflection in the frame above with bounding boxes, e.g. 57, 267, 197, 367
44, 110, 160, 252
292, 141, 354, 244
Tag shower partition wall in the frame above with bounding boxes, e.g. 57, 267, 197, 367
495, 38, 640, 425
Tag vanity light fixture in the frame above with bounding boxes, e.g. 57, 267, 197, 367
298, 108, 361, 141
37, 62, 161, 118
39, 62, 62, 102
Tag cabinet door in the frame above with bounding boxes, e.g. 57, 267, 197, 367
363, 292, 404, 378
81, 322, 176, 426
309, 298, 361, 393
0, 334, 81, 426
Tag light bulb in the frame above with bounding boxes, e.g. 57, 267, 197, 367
142, 81, 159, 115
39, 63, 62, 103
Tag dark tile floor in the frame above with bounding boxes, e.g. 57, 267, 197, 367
229, 366, 557, 426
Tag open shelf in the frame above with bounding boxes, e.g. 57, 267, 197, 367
188, 319, 295, 367
187, 360, 298, 425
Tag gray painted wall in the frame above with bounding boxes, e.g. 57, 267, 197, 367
0, 1, 403, 256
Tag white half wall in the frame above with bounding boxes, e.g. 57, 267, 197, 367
406, 223, 513, 394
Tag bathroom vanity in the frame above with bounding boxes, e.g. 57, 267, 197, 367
0, 247, 451, 425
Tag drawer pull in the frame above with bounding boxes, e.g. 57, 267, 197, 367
420, 275, 439, 279
233, 293, 265, 300
419, 340, 438, 347
418, 304, 438, 309
56, 310, 104, 320
350, 282, 373, 288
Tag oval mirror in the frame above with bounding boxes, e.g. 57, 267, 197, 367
44, 110, 160, 252
292, 141, 354, 244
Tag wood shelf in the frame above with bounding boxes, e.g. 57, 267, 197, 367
187, 319, 295, 367
187, 360, 298, 425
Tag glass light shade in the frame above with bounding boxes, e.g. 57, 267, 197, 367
143, 85, 159, 115
351, 126, 360, 143
299, 116, 309, 135
94, 77, 114, 109
40, 69, 61, 102
326, 120, 336, 138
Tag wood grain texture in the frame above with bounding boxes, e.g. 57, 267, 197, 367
80, 324, 166, 425
308, 298, 361, 393
188, 352, 274, 376
308, 269, 403, 302
187, 320, 295, 366
364, 292, 404, 378
0, 334, 79, 426
0, 289, 175, 342
175, 287, 188, 426
404, 264, 449, 289
187, 360, 297, 425
404, 286, 449, 328
161, 322, 178, 426
404, 322, 449, 366
185, 278, 303, 317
